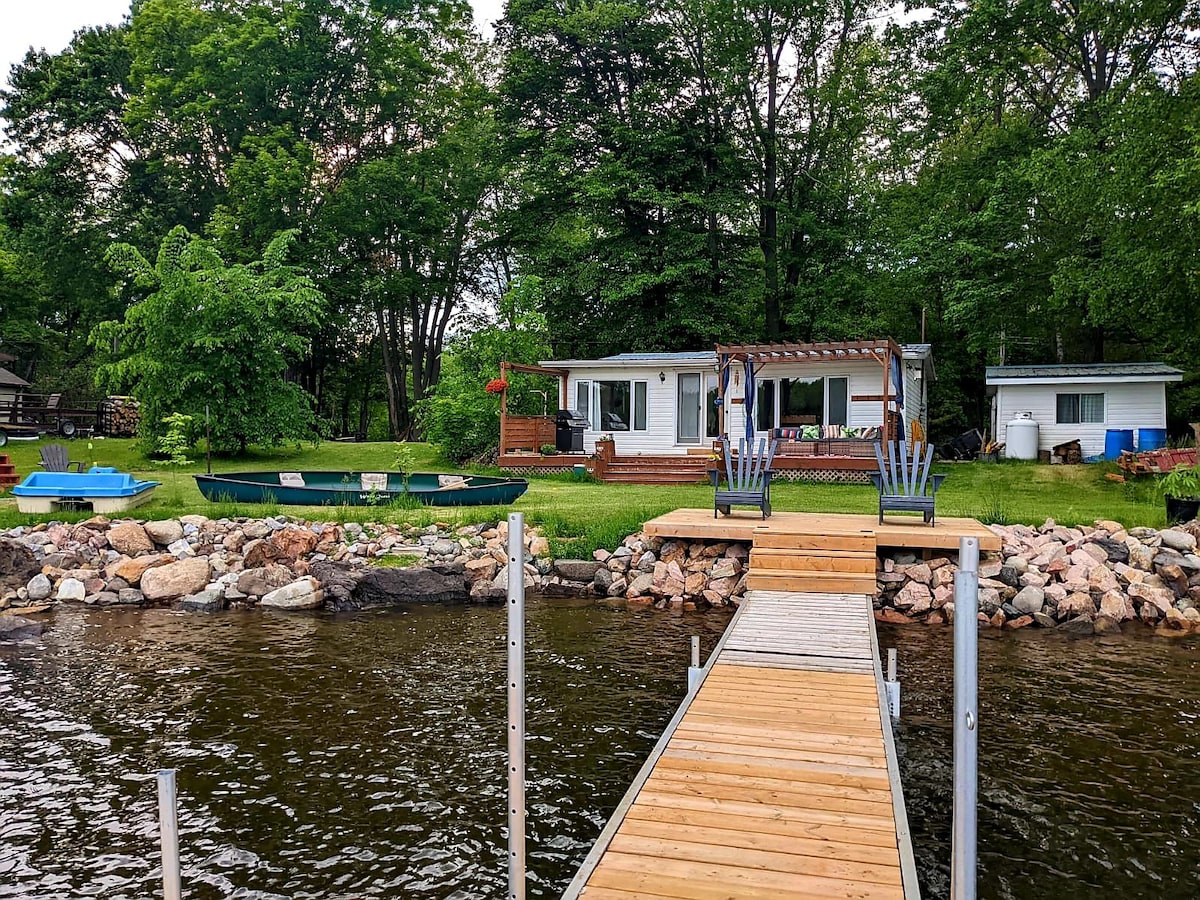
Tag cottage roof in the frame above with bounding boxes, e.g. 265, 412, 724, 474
986, 363, 1183, 385
540, 351, 717, 368
0, 366, 30, 388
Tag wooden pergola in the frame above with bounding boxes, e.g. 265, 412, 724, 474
715, 339, 904, 441
497, 362, 569, 456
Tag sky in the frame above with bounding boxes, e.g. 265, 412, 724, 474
0, 0, 506, 90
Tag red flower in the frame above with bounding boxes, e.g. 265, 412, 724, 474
485, 378, 509, 394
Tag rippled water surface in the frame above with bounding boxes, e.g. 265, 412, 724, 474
882, 624, 1200, 900
2, 604, 1198, 899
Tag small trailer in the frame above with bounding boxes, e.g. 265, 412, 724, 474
0, 393, 103, 442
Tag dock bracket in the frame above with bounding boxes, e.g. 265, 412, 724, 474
687, 635, 704, 694
884, 647, 901, 720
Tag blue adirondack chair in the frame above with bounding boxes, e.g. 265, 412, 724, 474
712, 437, 778, 519
871, 441, 946, 525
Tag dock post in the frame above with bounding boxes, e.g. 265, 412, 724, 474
687, 636, 703, 694
156, 769, 182, 900
952, 536, 979, 900
506, 512, 526, 900
884, 647, 900, 720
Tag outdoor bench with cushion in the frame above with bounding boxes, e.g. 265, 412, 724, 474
772, 425, 881, 458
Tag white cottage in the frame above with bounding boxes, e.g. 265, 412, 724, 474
499, 340, 932, 482
986, 363, 1183, 458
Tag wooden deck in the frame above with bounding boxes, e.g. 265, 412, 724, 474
644, 508, 1001, 552
563, 588, 919, 900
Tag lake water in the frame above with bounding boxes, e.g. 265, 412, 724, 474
1, 603, 1197, 899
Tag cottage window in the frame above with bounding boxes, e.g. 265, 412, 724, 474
779, 378, 823, 426
584, 380, 647, 431
1056, 392, 1104, 425
755, 376, 849, 430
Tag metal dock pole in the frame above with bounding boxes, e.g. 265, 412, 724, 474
506, 512, 526, 900
952, 536, 979, 900
884, 647, 900, 720
157, 769, 182, 900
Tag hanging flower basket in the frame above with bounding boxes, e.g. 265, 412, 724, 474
485, 378, 509, 395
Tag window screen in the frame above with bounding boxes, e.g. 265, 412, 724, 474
575, 381, 590, 428
755, 380, 775, 432
633, 381, 647, 431
828, 377, 848, 426
1056, 393, 1104, 425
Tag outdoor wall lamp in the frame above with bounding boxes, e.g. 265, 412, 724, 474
658, 371, 666, 383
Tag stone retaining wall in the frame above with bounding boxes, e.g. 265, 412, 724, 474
3, 514, 1198, 640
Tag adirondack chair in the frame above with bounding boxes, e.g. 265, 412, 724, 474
871, 441, 946, 525
712, 437, 778, 519
39, 443, 85, 473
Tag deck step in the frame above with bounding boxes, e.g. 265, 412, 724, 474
599, 456, 710, 484
0, 454, 17, 486
745, 571, 878, 593
748, 547, 875, 573
747, 530, 879, 595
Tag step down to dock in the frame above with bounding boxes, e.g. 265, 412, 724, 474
748, 530, 878, 595
0, 454, 19, 488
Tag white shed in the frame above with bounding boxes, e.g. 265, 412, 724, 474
986, 363, 1183, 458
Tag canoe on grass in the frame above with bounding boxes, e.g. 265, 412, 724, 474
193, 471, 528, 507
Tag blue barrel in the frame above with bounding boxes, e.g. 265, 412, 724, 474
1104, 429, 1135, 459
1137, 428, 1167, 451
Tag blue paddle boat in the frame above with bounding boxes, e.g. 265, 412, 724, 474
12, 468, 160, 514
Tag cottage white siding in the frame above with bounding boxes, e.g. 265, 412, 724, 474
567, 366, 694, 455
994, 380, 1167, 458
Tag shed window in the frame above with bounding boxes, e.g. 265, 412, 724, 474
1056, 392, 1104, 425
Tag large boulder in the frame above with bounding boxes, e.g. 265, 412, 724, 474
270, 527, 319, 560
141, 557, 211, 602
260, 577, 323, 610
1012, 586, 1045, 616
236, 565, 296, 599
145, 520, 184, 545
0, 615, 43, 642
26, 574, 53, 602
0, 539, 40, 593
113, 554, 175, 586
310, 560, 470, 610
1160, 529, 1197, 553
56, 578, 86, 602
107, 523, 154, 556
554, 559, 602, 581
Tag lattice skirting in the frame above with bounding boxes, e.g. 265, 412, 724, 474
773, 468, 873, 485
501, 465, 581, 477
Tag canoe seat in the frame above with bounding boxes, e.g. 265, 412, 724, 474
437, 475, 469, 490
279, 472, 305, 487
361, 473, 388, 491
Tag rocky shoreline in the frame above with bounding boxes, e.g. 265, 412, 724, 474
1, 514, 1199, 640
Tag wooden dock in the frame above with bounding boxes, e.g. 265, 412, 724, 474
562, 585, 920, 899
643, 508, 1001, 553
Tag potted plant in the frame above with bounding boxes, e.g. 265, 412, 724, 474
539, 443, 557, 457
1160, 463, 1200, 524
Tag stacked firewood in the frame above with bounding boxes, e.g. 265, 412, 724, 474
102, 396, 142, 436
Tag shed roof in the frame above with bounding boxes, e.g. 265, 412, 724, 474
0, 366, 30, 388
986, 363, 1183, 385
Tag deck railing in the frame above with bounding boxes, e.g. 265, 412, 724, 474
500, 415, 556, 455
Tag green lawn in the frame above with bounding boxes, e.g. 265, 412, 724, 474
0, 438, 1166, 555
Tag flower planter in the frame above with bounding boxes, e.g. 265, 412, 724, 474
1165, 494, 1200, 525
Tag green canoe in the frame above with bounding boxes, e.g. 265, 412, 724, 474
193, 471, 528, 507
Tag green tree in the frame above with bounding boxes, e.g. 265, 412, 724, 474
93, 226, 323, 453
420, 276, 553, 462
